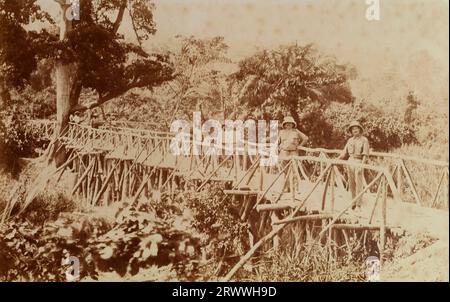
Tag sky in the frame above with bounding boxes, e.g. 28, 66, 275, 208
147, 0, 448, 72
37, 0, 449, 108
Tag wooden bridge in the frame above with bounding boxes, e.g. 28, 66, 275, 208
30, 120, 449, 280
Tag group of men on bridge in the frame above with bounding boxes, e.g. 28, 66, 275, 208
279, 116, 369, 210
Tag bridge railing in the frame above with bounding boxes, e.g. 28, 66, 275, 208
34, 121, 448, 209
298, 146, 449, 209
28, 119, 57, 138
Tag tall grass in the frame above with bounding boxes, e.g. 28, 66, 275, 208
0, 165, 78, 225
245, 244, 366, 282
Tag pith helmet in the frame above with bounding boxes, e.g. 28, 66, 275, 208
282, 116, 297, 128
347, 120, 364, 134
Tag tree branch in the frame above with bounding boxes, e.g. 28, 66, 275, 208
70, 95, 111, 113
127, 5, 142, 47
112, 0, 127, 34
69, 80, 142, 114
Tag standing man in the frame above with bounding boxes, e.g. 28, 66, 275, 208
338, 121, 370, 210
278, 116, 309, 192
278, 116, 309, 157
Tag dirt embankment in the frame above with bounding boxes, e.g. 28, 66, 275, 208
382, 239, 449, 282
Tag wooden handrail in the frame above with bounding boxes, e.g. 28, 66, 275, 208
298, 146, 448, 167
30, 120, 449, 168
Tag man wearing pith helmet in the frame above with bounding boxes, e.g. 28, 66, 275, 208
278, 116, 309, 158
278, 116, 309, 193
338, 120, 370, 210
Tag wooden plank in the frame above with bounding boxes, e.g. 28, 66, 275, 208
331, 224, 392, 230
224, 190, 260, 196
256, 203, 293, 212
272, 214, 334, 225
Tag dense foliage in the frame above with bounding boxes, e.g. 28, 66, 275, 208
0, 0, 175, 145
229, 44, 354, 122
180, 186, 250, 277
0, 193, 202, 281
320, 102, 418, 150
0, 184, 259, 281
0, 107, 50, 176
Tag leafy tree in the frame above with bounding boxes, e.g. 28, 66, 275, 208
0, 0, 174, 164
0, 0, 52, 107
100, 36, 233, 129
157, 35, 232, 125
229, 44, 354, 124
404, 91, 420, 124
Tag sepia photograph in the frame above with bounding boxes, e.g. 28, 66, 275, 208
0, 0, 448, 284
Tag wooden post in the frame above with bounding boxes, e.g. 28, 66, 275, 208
431, 170, 446, 208
321, 166, 332, 211
130, 174, 151, 205
446, 169, 449, 209
396, 160, 402, 198
330, 168, 335, 213
122, 161, 129, 200
149, 167, 153, 192
158, 168, 163, 190
380, 177, 387, 265
368, 181, 383, 224
86, 155, 93, 201
259, 166, 264, 191
342, 229, 351, 263
327, 223, 333, 263
400, 159, 422, 205
289, 160, 295, 203
73, 156, 79, 196
129, 161, 135, 195
333, 166, 346, 190
92, 159, 120, 205
298, 161, 309, 181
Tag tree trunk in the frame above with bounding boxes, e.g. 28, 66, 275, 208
53, 2, 74, 166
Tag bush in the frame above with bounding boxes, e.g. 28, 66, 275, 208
0, 194, 202, 281
18, 191, 77, 226
0, 107, 49, 176
181, 186, 250, 260
321, 102, 418, 151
